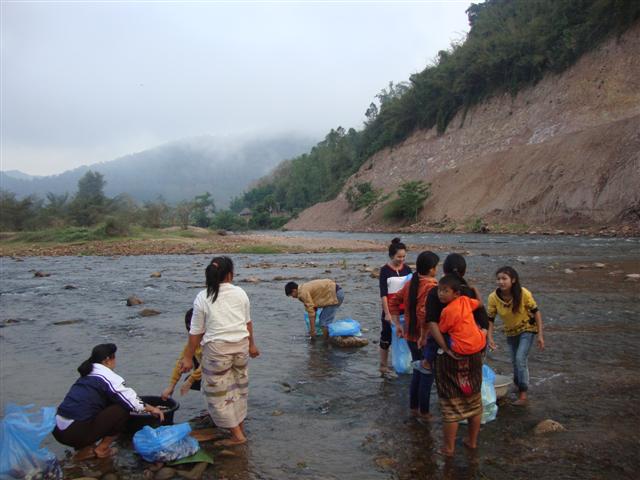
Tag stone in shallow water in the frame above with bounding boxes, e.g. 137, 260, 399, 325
330, 336, 369, 348
154, 467, 176, 480
140, 309, 161, 317
127, 295, 144, 306
534, 419, 567, 435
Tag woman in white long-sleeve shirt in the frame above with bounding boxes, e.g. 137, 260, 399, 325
53, 343, 164, 460
180, 256, 260, 446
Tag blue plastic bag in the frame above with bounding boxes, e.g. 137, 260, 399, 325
303, 308, 324, 336
481, 364, 498, 424
0, 404, 62, 480
390, 316, 413, 374
133, 423, 199, 463
328, 318, 361, 337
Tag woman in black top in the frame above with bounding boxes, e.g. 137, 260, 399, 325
378, 238, 412, 378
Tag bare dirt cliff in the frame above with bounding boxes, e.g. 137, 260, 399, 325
287, 24, 640, 233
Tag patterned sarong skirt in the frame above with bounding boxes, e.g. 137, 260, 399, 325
201, 339, 249, 428
434, 350, 483, 423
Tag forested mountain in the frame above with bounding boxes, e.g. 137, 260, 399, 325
235, 0, 640, 219
1, 133, 315, 207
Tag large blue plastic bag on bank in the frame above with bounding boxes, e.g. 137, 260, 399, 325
481, 364, 498, 424
328, 319, 361, 337
303, 308, 324, 336
0, 404, 62, 480
133, 423, 199, 463
391, 317, 413, 374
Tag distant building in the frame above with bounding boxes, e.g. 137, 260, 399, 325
239, 208, 252, 218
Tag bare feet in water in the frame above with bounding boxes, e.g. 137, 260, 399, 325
214, 437, 247, 447
462, 438, 477, 450
94, 446, 118, 458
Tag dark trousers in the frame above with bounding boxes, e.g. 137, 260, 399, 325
380, 317, 392, 350
52, 404, 129, 450
408, 340, 435, 414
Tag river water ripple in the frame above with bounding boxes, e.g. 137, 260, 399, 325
1, 232, 639, 479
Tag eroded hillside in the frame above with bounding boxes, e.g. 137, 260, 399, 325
287, 24, 640, 233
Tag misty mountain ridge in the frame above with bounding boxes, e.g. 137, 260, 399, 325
1, 133, 316, 207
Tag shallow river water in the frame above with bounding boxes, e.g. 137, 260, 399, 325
1, 232, 639, 479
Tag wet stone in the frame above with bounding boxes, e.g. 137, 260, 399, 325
140, 309, 161, 317
154, 467, 177, 480
53, 319, 83, 326
34, 271, 51, 277
241, 277, 260, 283
150, 272, 162, 278
534, 419, 567, 435
64, 285, 78, 290
127, 296, 144, 306
330, 336, 369, 348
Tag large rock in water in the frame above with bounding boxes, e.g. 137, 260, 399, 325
127, 296, 144, 306
330, 336, 369, 348
534, 419, 567, 435
140, 308, 161, 317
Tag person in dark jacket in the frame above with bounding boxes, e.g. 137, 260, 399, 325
53, 343, 164, 460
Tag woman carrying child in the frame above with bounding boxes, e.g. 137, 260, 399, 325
378, 237, 412, 378
487, 266, 545, 406
426, 253, 489, 457
180, 256, 260, 446
388, 251, 439, 419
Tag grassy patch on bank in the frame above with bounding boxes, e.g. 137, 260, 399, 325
8, 227, 108, 243
235, 245, 284, 254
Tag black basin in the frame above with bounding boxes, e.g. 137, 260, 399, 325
127, 395, 180, 433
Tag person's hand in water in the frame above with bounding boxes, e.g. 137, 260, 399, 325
145, 405, 165, 422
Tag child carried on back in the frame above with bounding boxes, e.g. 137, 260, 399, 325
436, 274, 487, 365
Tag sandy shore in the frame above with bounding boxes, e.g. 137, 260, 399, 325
0, 230, 394, 257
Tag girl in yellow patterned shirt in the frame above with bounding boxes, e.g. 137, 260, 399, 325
487, 266, 545, 406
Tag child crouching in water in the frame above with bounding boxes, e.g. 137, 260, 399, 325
429, 274, 487, 456
487, 266, 545, 406
161, 309, 202, 400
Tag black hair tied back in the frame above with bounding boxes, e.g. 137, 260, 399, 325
78, 343, 117, 377
388, 237, 407, 258
407, 251, 440, 337
205, 256, 234, 303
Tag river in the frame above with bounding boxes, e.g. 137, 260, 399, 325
1, 232, 639, 479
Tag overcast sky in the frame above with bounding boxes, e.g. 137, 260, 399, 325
1, 1, 472, 176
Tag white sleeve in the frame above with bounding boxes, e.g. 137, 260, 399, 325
244, 290, 251, 324
114, 379, 145, 413
189, 292, 206, 335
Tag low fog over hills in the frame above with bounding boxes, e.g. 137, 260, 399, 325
0, 133, 315, 207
